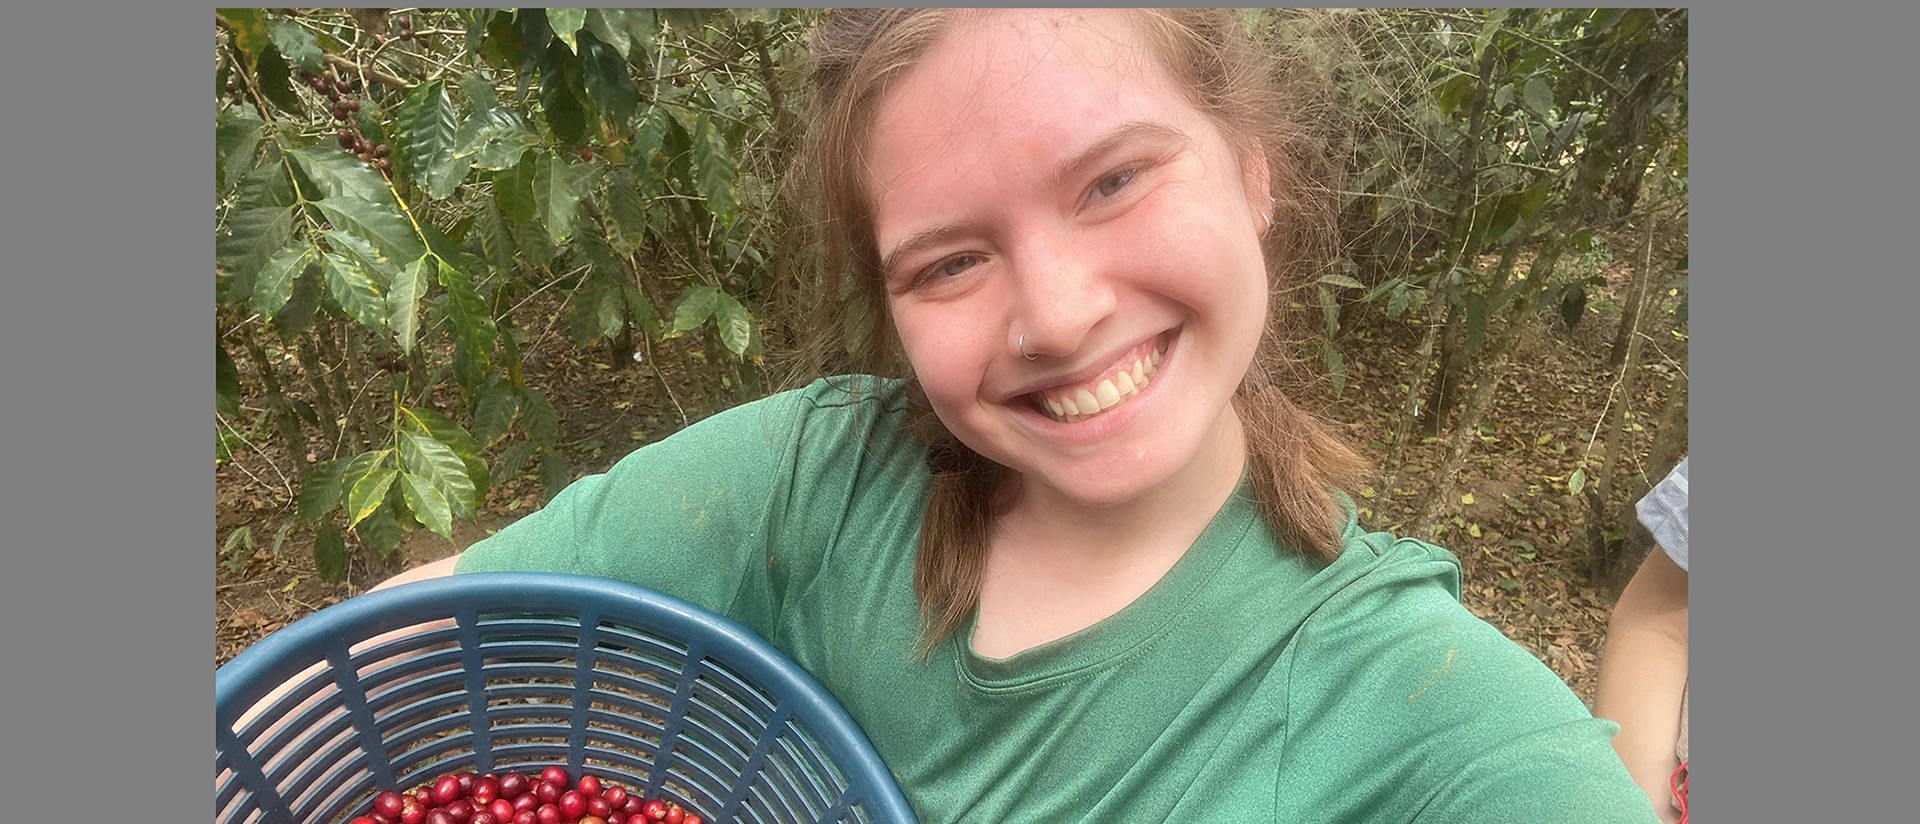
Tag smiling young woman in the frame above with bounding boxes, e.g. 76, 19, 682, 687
431, 9, 1665, 821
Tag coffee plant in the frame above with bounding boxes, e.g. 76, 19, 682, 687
216, 9, 817, 580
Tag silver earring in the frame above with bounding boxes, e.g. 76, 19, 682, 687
1019, 333, 1037, 360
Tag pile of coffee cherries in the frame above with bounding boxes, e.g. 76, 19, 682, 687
345, 766, 702, 824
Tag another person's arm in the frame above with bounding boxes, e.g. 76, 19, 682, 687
1593, 546, 1689, 823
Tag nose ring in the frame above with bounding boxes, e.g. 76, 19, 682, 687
1018, 333, 1037, 360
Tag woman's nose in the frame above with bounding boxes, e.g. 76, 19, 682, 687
1005, 232, 1117, 360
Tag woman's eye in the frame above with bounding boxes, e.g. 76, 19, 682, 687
1091, 167, 1137, 202
924, 254, 982, 283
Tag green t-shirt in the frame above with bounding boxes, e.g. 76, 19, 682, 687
458, 377, 1658, 823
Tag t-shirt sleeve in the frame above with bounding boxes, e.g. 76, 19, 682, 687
1635, 457, 1689, 571
1277, 539, 1661, 823
454, 388, 809, 632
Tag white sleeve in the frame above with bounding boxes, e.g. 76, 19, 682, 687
1635, 457, 1689, 571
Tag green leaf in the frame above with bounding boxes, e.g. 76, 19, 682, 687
667, 285, 722, 336
1386, 282, 1416, 319
266, 17, 323, 73
1315, 284, 1339, 338
1568, 467, 1587, 495
473, 201, 516, 272
401, 429, 479, 519
320, 245, 389, 332
606, 169, 649, 255
1435, 73, 1475, 117
459, 71, 500, 112
579, 35, 639, 127
400, 406, 482, 458
312, 522, 347, 582
539, 61, 588, 144
389, 254, 432, 355
336, 449, 388, 498
396, 81, 466, 199
539, 449, 571, 502
436, 257, 496, 363
495, 440, 535, 481
547, 9, 588, 52
1516, 177, 1553, 225
495, 152, 537, 223
251, 241, 316, 318
215, 113, 264, 194
400, 472, 454, 540
534, 154, 587, 244
687, 113, 739, 226
216, 342, 241, 417
358, 505, 406, 557
1495, 577, 1520, 592
217, 206, 296, 295
289, 145, 390, 202
455, 108, 539, 171
315, 197, 425, 268
1321, 340, 1346, 397
1317, 274, 1366, 290
630, 106, 671, 169
1473, 9, 1509, 61
473, 380, 519, 445
274, 260, 323, 340
217, 8, 271, 58
348, 467, 398, 528
254, 45, 302, 114
521, 388, 560, 445
712, 291, 752, 357
584, 8, 632, 60
297, 459, 345, 523
510, 218, 555, 270
1523, 75, 1554, 118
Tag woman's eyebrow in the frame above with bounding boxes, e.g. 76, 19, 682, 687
880, 222, 975, 281
1049, 120, 1190, 191
878, 122, 1189, 278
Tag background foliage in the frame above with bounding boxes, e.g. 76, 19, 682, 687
215, 9, 1686, 608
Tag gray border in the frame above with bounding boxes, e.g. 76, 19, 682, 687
8, 3, 1912, 819
0, 1, 208, 819
1699, 2, 1913, 821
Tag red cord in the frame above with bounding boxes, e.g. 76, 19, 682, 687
1670, 760, 1689, 823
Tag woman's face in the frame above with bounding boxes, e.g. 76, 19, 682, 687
868, 9, 1272, 508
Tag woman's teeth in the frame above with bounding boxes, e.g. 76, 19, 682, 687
1035, 344, 1164, 422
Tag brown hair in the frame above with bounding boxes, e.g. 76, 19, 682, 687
791, 9, 1368, 654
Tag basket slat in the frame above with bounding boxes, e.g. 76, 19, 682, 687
215, 573, 916, 824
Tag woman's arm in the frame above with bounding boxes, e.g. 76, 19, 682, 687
367, 553, 462, 592
1593, 546, 1690, 823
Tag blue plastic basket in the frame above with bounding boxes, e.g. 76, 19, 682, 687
216, 572, 918, 824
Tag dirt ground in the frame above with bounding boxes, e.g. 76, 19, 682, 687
215, 229, 1686, 707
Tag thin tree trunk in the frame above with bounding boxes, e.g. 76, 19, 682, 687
1598, 218, 1661, 497
240, 332, 310, 473
293, 333, 343, 455
1379, 296, 1450, 495
1409, 241, 1563, 538
1409, 302, 1539, 538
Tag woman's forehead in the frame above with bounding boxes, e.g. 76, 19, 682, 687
865, 9, 1204, 210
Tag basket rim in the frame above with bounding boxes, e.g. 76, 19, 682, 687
215, 571, 916, 823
